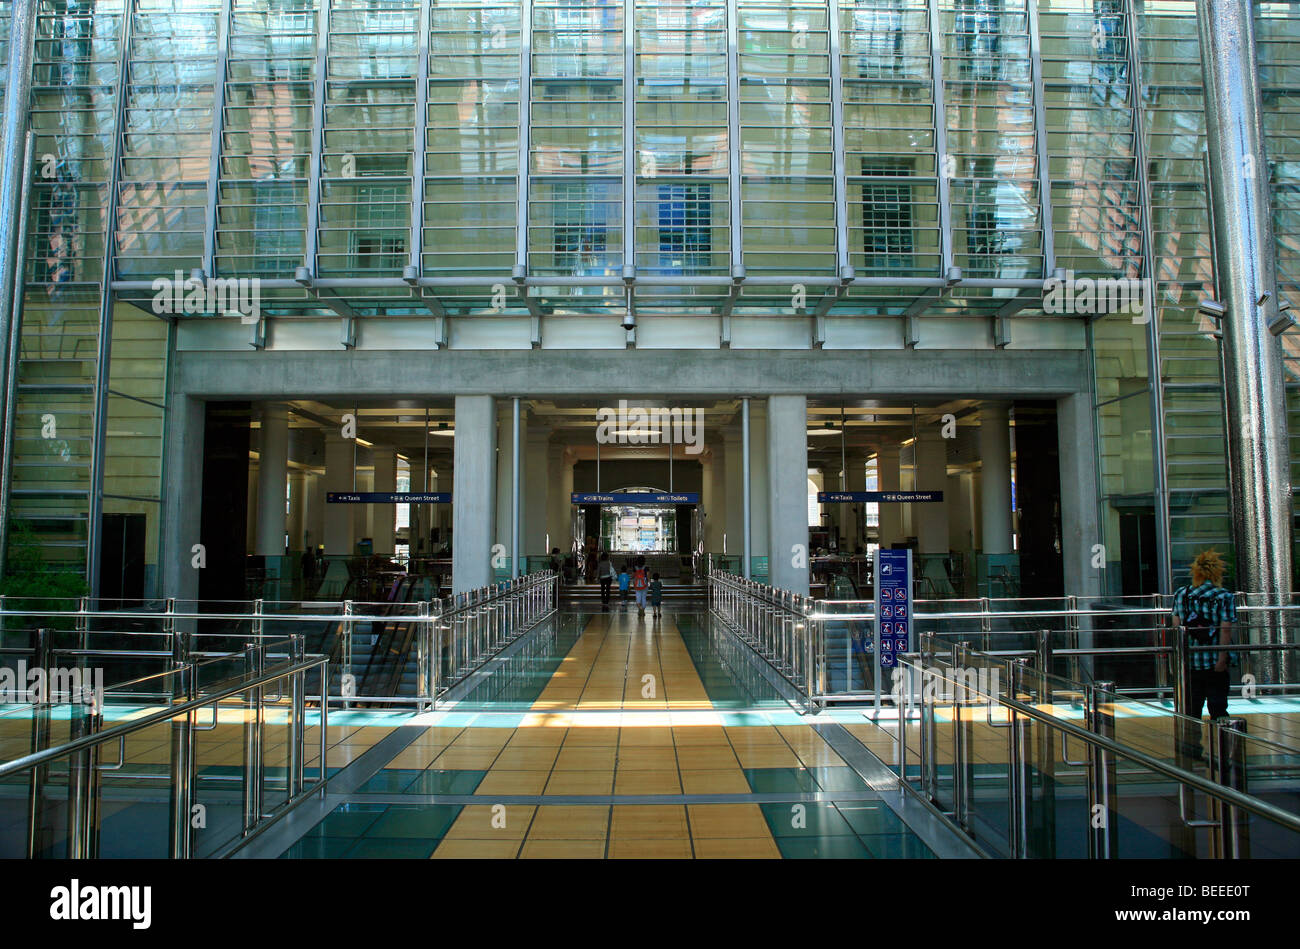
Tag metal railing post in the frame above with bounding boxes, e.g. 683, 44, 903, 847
1087, 680, 1118, 859
1034, 628, 1057, 857
1211, 716, 1250, 859
290, 633, 305, 797
242, 640, 264, 833
66, 698, 100, 859
168, 627, 195, 859
1008, 658, 1033, 858
952, 641, 972, 832
341, 599, 355, 708
1173, 626, 1195, 765
26, 628, 53, 858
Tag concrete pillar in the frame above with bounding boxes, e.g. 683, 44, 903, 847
767, 395, 809, 594
306, 471, 324, 553
844, 454, 867, 551
915, 431, 949, 555
723, 428, 743, 557
525, 428, 549, 557
877, 444, 902, 549
706, 446, 727, 551
545, 443, 567, 554
749, 402, 770, 566
161, 396, 205, 603
352, 462, 371, 549
372, 449, 397, 554
453, 395, 497, 592
494, 403, 524, 570
821, 467, 840, 547
1058, 392, 1102, 598
979, 402, 1014, 555
254, 404, 289, 556
323, 433, 355, 554
287, 471, 306, 552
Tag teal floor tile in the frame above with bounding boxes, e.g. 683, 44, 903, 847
344, 837, 439, 859
835, 804, 906, 836
745, 767, 820, 794
410, 769, 486, 794
357, 769, 424, 793
365, 804, 462, 839
811, 767, 871, 792
280, 837, 354, 859
306, 803, 388, 838
761, 802, 857, 838
862, 834, 936, 859
775, 836, 872, 859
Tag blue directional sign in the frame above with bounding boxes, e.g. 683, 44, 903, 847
818, 491, 944, 503
571, 492, 700, 504
875, 548, 913, 669
327, 492, 451, 503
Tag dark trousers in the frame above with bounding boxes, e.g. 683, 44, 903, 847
1180, 668, 1230, 756
599, 577, 612, 604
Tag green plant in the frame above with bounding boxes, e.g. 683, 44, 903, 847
1, 520, 88, 631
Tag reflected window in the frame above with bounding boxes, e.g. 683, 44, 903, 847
553, 181, 612, 275
862, 158, 914, 272
852, 2, 905, 77
955, 0, 1002, 82
656, 183, 712, 275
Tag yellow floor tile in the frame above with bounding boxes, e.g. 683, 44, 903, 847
431, 838, 522, 859
527, 805, 610, 840
614, 769, 682, 795
610, 805, 689, 839
680, 769, 752, 794
474, 770, 550, 795
686, 804, 771, 839
543, 770, 614, 795
609, 837, 693, 859
692, 837, 780, 859
519, 838, 606, 859
443, 804, 535, 840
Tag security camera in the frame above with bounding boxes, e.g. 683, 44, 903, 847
621, 313, 636, 331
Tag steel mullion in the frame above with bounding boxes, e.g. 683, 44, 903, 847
926, 0, 954, 277
514, 0, 532, 278
408, 0, 431, 277
302, 0, 330, 278
726, 0, 743, 278
622, 0, 634, 277
86, 0, 134, 595
826, 0, 850, 281
201, 0, 232, 279
1026, 0, 1056, 277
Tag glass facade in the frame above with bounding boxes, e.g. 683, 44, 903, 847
0, 0, 1297, 597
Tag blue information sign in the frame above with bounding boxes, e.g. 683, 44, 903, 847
571, 492, 700, 504
818, 491, 944, 503
875, 548, 912, 669
327, 492, 451, 503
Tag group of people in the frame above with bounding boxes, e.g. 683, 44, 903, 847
595, 552, 663, 616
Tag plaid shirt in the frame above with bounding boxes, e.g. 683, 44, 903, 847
1172, 582, 1238, 670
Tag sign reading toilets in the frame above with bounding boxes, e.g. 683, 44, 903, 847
875, 548, 912, 669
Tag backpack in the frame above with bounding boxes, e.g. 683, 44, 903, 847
1181, 587, 1219, 645
633, 568, 648, 590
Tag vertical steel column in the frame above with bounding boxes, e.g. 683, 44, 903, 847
0, 0, 37, 447
725, 0, 742, 276
926, 0, 953, 276
826, 0, 850, 281
201, 0, 232, 279
26, 628, 52, 858
742, 397, 751, 579
1086, 680, 1118, 859
302, 0, 331, 276
511, 397, 520, 578
0, 131, 34, 582
1196, 0, 1294, 637
621, 0, 634, 280
168, 627, 195, 859
514, 0, 533, 278
1123, 0, 1171, 595
86, 0, 134, 596
408, 0, 431, 276
1025, 0, 1056, 278
1211, 716, 1250, 859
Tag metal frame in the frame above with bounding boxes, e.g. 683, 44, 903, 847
725, 0, 742, 279
408, 0, 431, 279
514, 0, 532, 279
827, 0, 851, 281
621, 0, 634, 280
302, 0, 331, 279
86, 0, 134, 595
927, 0, 954, 277
201, 0, 233, 280
1025, 0, 1057, 278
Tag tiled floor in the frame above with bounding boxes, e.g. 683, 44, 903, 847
279, 610, 935, 859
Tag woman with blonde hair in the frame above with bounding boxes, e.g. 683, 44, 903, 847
1171, 549, 1237, 762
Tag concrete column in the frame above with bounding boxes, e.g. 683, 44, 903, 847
525, 428, 549, 557
287, 471, 306, 552
353, 462, 371, 549
877, 444, 902, 549
161, 396, 205, 602
749, 401, 770, 566
246, 464, 258, 555
372, 449, 397, 554
494, 403, 524, 570
723, 428, 743, 557
546, 442, 567, 553
844, 454, 867, 551
767, 395, 809, 594
254, 404, 289, 556
915, 431, 949, 555
323, 433, 355, 554
706, 446, 726, 551
1058, 392, 1102, 598
306, 471, 324, 553
821, 467, 840, 547
979, 402, 1014, 555
453, 395, 497, 592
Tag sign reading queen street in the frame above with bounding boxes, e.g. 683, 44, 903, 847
817, 491, 943, 503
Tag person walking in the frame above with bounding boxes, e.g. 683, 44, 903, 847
618, 563, 631, 607
649, 572, 663, 618
632, 557, 649, 615
1171, 549, 1237, 762
597, 552, 615, 611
